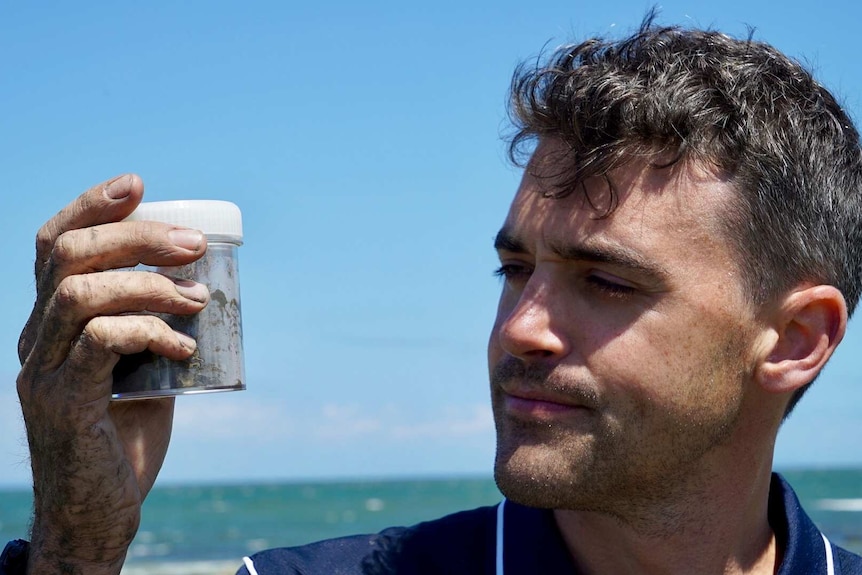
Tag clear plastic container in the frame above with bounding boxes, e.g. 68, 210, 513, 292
111, 200, 245, 400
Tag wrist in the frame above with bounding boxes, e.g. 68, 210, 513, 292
28, 492, 139, 564
27, 523, 130, 575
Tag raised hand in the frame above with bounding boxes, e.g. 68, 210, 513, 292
16, 175, 209, 574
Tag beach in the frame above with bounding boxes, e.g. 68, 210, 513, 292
121, 561, 239, 575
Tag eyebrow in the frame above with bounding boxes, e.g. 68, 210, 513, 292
494, 226, 669, 281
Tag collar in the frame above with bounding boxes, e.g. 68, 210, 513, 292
772, 473, 836, 575
496, 473, 836, 575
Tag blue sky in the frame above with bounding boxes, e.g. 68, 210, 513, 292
1, 1, 861, 487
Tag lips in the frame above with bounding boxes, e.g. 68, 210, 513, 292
499, 387, 595, 421
490, 357, 600, 420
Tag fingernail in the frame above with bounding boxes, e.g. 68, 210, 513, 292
176, 332, 197, 351
173, 279, 209, 303
105, 175, 132, 199
168, 229, 204, 251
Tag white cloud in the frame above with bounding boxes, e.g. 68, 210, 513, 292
1, 391, 496, 486
391, 404, 494, 439
311, 402, 493, 443
314, 403, 383, 440
171, 396, 493, 445
172, 395, 296, 440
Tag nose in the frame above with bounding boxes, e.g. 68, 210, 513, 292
494, 276, 569, 361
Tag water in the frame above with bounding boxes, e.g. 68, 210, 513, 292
1, 470, 859, 574
781, 468, 862, 553
124, 477, 503, 566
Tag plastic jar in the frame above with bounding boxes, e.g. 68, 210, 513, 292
111, 200, 245, 400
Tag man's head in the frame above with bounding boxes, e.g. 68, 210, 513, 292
505, 14, 862, 415
488, 16, 861, 515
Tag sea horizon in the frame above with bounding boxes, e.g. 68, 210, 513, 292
4, 462, 862, 491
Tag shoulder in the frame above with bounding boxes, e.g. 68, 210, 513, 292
237, 505, 499, 575
836, 545, 862, 575
238, 530, 403, 575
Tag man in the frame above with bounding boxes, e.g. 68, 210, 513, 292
4, 15, 862, 575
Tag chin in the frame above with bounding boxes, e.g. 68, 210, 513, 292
493, 441, 590, 510
491, 420, 642, 514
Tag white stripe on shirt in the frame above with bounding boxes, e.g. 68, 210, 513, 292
496, 499, 506, 575
242, 556, 260, 575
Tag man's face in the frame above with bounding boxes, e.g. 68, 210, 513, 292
488, 141, 762, 514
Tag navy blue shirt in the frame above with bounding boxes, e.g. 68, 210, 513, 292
238, 474, 862, 574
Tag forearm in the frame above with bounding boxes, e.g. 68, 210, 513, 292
25, 493, 138, 575
20, 412, 140, 574
26, 539, 127, 575
17, 395, 173, 575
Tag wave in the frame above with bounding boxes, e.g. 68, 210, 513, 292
814, 498, 862, 512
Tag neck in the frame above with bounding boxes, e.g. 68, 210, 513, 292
554, 451, 780, 575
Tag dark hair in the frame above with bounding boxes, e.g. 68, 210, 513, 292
507, 13, 862, 415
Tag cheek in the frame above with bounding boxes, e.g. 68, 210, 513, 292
585, 313, 719, 397
600, 311, 749, 420
487, 294, 511, 366
488, 283, 525, 341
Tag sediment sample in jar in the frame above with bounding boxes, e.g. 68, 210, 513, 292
112, 201, 245, 400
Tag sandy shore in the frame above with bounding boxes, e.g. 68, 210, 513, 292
121, 560, 239, 575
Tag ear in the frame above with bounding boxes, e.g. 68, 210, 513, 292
756, 285, 848, 394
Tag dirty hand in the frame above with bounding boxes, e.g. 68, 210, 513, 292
16, 175, 209, 574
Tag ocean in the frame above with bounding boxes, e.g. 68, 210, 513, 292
1, 469, 860, 574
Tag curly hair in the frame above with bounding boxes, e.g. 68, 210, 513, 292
507, 13, 862, 415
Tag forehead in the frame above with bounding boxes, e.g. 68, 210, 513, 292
504, 142, 742, 277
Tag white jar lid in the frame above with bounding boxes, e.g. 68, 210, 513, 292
124, 200, 243, 244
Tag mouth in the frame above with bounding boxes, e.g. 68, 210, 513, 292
500, 388, 595, 422
490, 357, 601, 423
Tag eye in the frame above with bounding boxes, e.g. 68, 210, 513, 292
585, 273, 637, 297
493, 263, 532, 283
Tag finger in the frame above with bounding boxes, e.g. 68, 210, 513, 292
23, 270, 208, 372
72, 314, 198, 391
35, 174, 145, 281
45, 221, 207, 292
19, 314, 198, 412
19, 222, 207, 365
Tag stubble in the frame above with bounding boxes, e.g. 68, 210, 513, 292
490, 335, 750, 528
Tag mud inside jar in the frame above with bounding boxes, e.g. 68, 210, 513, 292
111, 243, 245, 399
